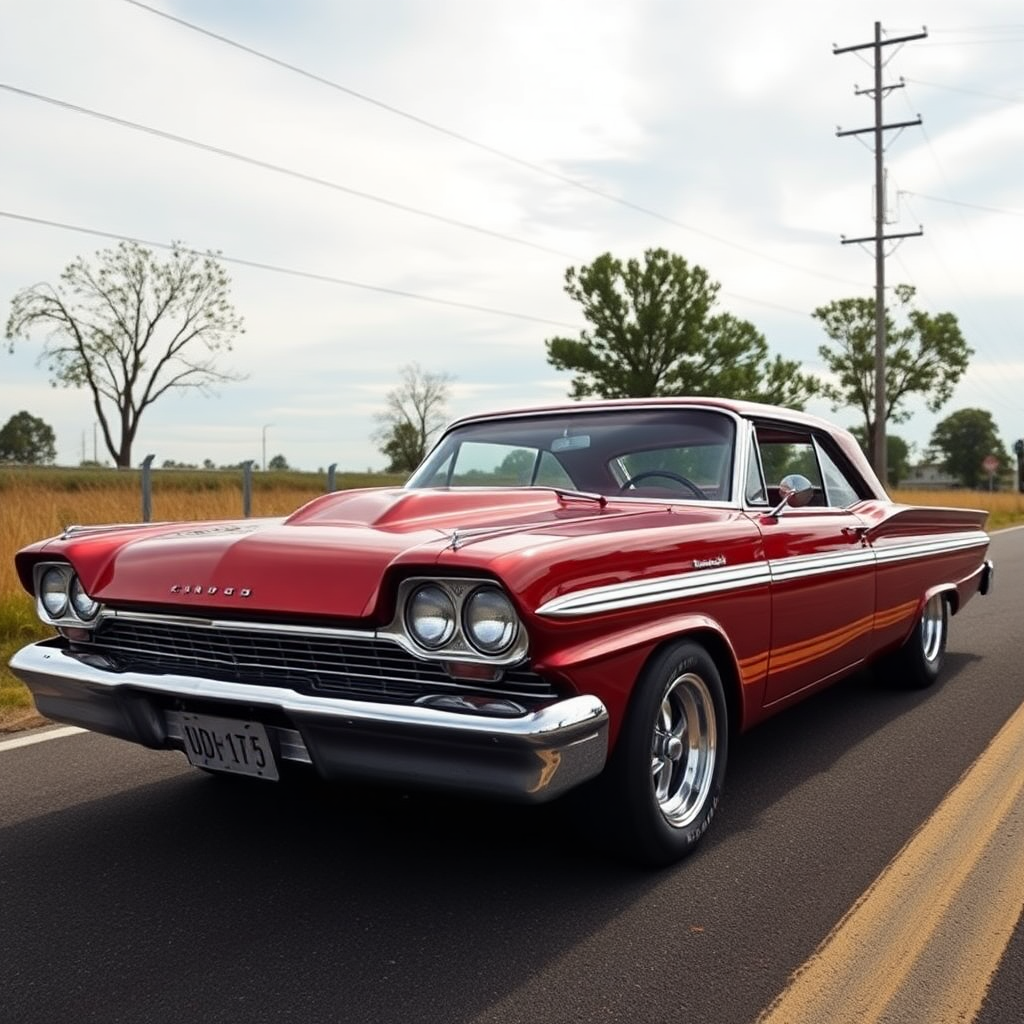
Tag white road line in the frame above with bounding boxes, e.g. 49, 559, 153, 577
0, 725, 86, 753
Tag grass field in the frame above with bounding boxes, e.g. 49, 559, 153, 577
2, 468, 1021, 730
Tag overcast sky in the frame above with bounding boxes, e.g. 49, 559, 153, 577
2, 0, 1021, 472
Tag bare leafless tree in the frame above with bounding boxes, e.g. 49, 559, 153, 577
373, 362, 454, 472
6, 240, 245, 468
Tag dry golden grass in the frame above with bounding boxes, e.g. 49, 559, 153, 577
891, 488, 1024, 531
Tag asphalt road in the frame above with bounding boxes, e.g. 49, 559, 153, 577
1, 526, 1021, 1024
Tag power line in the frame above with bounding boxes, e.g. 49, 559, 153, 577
122, 0, 865, 288
0, 83, 572, 260
0, 210, 585, 330
901, 77, 1022, 105
898, 191, 1023, 217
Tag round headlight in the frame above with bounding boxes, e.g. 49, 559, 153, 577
69, 576, 100, 621
40, 567, 71, 618
463, 587, 518, 654
406, 584, 456, 649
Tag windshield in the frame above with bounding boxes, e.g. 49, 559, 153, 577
406, 407, 736, 501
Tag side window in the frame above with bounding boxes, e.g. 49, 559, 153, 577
756, 436, 823, 491
745, 434, 767, 504
753, 422, 868, 509
533, 451, 575, 489
816, 442, 862, 508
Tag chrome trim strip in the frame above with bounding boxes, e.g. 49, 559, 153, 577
535, 530, 989, 618
768, 548, 876, 581
104, 608, 375, 642
872, 533, 989, 564
61, 521, 170, 539
537, 562, 771, 617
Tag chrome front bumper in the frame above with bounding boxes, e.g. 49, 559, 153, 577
8, 639, 609, 802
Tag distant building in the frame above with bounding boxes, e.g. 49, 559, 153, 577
902, 463, 959, 490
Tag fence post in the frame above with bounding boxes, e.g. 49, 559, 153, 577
141, 454, 155, 522
327, 463, 337, 492
241, 460, 254, 517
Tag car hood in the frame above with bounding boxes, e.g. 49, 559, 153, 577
21, 488, 749, 620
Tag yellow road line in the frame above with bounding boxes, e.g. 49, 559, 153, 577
758, 699, 1024, 1024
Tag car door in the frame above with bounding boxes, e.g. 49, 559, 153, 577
745, 423, 877, 706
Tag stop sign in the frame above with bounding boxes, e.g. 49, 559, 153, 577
983, 454, 999, 474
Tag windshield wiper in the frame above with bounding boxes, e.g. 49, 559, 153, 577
546, 487, 607, 507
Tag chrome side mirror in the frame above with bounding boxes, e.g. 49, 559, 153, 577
769, 474, 815, 518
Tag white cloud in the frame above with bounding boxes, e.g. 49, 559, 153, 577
1, 0, 1020, 472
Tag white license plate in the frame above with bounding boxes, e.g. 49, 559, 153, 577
180, 712, 279, 781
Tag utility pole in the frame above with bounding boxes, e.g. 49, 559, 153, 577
834, 21, 926, 486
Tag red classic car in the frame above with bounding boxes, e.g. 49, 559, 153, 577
9, 398, 993, 865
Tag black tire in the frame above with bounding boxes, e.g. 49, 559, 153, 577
602, 640, 728, 867
890, 593, 948, 689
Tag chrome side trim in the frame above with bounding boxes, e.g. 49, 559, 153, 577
871, 533, 990, 564
768, 548, 875, 582
536, 530, 989, 618
537, 562, 771, 617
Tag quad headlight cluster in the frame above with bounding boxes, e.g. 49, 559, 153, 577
35, 563, 102, 625
400, 579, 526, 662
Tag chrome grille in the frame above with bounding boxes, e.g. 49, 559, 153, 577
86, 617, 555, 704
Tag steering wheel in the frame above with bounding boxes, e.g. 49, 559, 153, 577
619, 470, 706, 499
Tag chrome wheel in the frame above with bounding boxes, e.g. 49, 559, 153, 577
651, 671, 717, 829
600, 640, 728, 865
920, 594, 946, 664
885, 591, 949, 690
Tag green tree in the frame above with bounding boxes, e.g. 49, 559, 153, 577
0, 410, 57, 464
267, 453, 290, 471
379, 420, 425, 474
497, 448, 536, 483
6, 240, 245, 468
929, 408, 1009, 489
373, 363, 453, 473
545, 249, 820, 408
849, 425, 911, 488
813, 284, 971, 462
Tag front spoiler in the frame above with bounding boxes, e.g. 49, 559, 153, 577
8, 639, 609, 803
